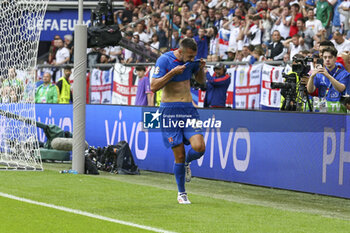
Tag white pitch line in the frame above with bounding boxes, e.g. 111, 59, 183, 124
0, 191, 176, 233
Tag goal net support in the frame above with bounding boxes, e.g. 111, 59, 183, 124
0, 0, 48, 170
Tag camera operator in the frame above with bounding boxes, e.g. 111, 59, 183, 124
277, 54, 313, 111
204, 63, 231, 108
307, 47, 349, 113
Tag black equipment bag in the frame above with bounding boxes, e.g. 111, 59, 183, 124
85, 155, 99, 175
114, 141, 140, 175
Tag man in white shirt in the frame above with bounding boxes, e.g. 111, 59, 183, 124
283, 34, 307, 60
133, 22, 150, 45
242, 45, 252, 62
245, 16, 262, 46
271, 5, 291, 40
305, 8, 324, 36
52, 38, 70, 82
223, 15, 241, 51
53, 39, 70, 65
331, 31, 350, 54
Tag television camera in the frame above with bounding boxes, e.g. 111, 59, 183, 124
271, 56, 314, 111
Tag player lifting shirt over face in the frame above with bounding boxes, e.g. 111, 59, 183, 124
151, 38, 206, 204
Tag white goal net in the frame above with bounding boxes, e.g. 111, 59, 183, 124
0, 0, 48, 170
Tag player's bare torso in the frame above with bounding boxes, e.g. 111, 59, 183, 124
161, 79, 192, 103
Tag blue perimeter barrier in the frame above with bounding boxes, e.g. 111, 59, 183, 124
35, 104, 350, 199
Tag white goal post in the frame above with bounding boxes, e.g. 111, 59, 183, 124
0, 0, 49, 170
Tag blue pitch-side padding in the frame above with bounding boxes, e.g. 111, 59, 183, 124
35, 104, 350, 199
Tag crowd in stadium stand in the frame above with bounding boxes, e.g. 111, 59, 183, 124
44, 0, 350, 64
37, 0, 350, 112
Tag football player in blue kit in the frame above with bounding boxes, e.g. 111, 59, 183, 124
151, 38, 206, 204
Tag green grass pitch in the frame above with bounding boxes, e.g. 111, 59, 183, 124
0, 163, 349, 233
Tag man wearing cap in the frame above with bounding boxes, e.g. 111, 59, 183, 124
187, 16, 198, 36
204, 63, 231, 108
225, 47, 236, 61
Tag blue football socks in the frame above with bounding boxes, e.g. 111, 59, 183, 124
186, 148, 204, 164
174, 163, 185, 193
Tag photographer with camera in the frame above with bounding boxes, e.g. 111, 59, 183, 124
272, 54, 313, 111
204, 63, 231, 108
307, 47, 349, 113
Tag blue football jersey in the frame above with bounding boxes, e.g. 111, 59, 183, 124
152, 51, 200, 82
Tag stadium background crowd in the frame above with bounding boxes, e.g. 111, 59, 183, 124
28, 0, 350, 110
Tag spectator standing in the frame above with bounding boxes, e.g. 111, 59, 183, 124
134, 66, 153, 106
267, 30, 286, 61
35, 72, 59, 104
272, 6, 292, 40
207, 26, 218, 56
205, 8, 216, 28
217, 17, 231, 59
53, 39, 70, 66
297, 18, 317, 49
331, 31, 350, 54
245, 15, 262, 46
283, 34, 307, 60
329, 0, 342, 33
204, 63, 231, 108
187, 16, 199, 36
56, 66, 73, 104
305, 8, 324, 36
124, 31, 134, 63
289, 2, 303, 37
156, 21, 168, 50
64, 34, 73, 62
194, 28, 208, 59
316, 0, 332, 37
225, 15, 241, 51
48, 35, 60, 64
130, 34, 146, 63
134, 22, 149, 45
122, 1, 134, 24
171, 30, 181, 50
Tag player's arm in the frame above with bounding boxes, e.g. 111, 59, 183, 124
194, 59, 206, 85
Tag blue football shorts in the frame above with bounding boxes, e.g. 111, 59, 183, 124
159, 102, 202, 148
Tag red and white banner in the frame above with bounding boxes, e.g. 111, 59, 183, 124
112, 63, 138, 105
112, 63, 152, 105
260, 64, 283, 108
234, 64, 262, 109
90, 68, 113, 104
